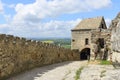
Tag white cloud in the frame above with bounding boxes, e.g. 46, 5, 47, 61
7, 19, 81, 38
13, 0, 112, 22
0, 0, 3, 13
0, 17, 111, 38
0, 0, 112, 38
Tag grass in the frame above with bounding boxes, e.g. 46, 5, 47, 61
74, 67, 84, 80
100, 60, 111, 65
62, 45, 71, 49
100, 70, 106, 77
42, 40, 54, 44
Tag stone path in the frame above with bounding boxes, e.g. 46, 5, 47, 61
7, 61, 120, 80
8, 61, 87, 80
80, 64, 120, 80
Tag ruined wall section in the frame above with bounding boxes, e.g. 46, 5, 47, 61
91, 29, 111, 59
111, 12, 120, 52
0, 34, 79, 79
91, 29, 111, 47
110, 12, 120, 62
111, 21, 120, 52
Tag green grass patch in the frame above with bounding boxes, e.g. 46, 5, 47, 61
61, 45, 71, 49
100, 60, 111, 65
74, 67, 84, 80
42, 40, 54, 44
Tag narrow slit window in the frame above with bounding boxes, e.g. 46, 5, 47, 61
85, 38, 89, 45
101, 24, 104, 28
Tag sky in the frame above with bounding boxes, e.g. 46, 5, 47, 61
0, 0, 120, 38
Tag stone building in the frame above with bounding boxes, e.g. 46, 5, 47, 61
71, 16, 111, 60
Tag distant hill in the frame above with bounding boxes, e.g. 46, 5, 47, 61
27, 38, 71, 49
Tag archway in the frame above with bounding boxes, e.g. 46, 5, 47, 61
80, 48, 90, 60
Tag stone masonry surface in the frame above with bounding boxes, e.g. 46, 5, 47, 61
0, 34, 79, 80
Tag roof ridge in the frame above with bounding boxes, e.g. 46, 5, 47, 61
83, 16, 103, 20
72, 16, 104, 30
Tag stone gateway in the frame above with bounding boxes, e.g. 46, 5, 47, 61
71, 16, 111, 60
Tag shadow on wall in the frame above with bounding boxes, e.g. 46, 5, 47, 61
80, 48, 90, 60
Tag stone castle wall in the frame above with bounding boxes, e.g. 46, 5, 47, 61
111, 12, 120, 52
71, 29, 111, 57
0, 34, 79, 80
71, 30, 91, 51
91, 29, 111, 47
91, 29, 111, 60
111, 12, 120, 62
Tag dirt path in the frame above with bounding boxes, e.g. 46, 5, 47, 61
8, 61, 87, 80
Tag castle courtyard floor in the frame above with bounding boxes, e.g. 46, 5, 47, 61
7, 61, 120, 80
7, 61, 87, 80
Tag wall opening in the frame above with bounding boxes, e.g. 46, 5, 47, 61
85, 38, 89, 45
98, 38, 104, 48
72, 39, 75, 42
101, 24, 104, 28
80, 48, 90, 60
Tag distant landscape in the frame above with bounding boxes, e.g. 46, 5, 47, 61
29, 38, 71, 49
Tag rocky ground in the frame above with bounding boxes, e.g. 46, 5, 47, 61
81, 64, 120, 80
8, 61, 120, 80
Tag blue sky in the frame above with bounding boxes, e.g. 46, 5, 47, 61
0, 0, 120, 38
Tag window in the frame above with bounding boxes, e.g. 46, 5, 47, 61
101, 24, 104, 28
85, 38, 89, 45
72, 39, 75, 42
